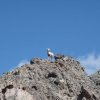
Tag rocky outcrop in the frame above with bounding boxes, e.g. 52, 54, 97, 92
90, 70, 100, 87
0, 56, 100, 100
89, 70, 100, 97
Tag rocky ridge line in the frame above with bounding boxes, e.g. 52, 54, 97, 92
0, 56, 100, 100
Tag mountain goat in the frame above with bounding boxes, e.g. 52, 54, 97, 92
47, 48, 54, 61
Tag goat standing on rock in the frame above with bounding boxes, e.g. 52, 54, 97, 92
47, 48, 54, 61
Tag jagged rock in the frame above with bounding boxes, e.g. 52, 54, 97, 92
54, 54, 65, 60
89, 70, 100, 97
90, 70, 100, 87
30, 58, 42, 64
0, 56, 100, 100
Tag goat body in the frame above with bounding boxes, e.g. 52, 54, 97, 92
47, 49, 54, 61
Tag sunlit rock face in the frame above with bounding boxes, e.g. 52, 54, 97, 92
0, 57, 100, 100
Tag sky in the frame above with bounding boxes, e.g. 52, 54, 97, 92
0, 0, 100, 75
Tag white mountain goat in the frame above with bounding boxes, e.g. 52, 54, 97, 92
47, 48, 54, 61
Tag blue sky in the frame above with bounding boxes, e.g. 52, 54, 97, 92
0, 0, 100, 75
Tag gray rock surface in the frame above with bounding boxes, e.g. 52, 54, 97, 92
89, 70, 100, 96
90, 70, 100, 87
0, 56, 100, 100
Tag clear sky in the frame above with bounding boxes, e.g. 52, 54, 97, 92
0, 0, 100, 75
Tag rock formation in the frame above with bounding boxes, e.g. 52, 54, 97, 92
0, 56, 100, 100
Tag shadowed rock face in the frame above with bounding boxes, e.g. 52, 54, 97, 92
0, 57, 100, 100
